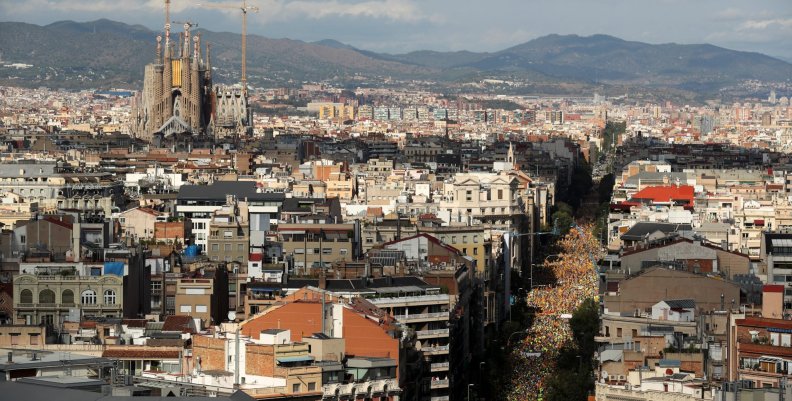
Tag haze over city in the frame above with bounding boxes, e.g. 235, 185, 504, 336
2, 0, 791, 58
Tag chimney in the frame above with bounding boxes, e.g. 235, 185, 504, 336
319, 270, 327, 290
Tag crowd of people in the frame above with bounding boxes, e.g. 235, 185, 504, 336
508, 225, 601, 400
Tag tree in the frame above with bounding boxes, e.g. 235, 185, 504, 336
570, 298, 600, 362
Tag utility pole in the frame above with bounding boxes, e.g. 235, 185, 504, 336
196, 1, 259, 92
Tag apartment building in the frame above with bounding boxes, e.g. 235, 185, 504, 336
174, 266, 229, 328
278, 223, 358, 275
176, 181, 284, 253
206, 203, 250, 264
13, 268, 123, 326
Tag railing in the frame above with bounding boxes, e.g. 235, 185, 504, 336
430, 362, 450, 371
421, 345, 450, 354
416, 329, 449, 339
430, 379, 449, 389
370, 294, 450, 306
16, 303, 86, 309
394, 312, 449, 322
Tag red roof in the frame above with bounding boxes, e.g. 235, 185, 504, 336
43, 216, 73, 230
631, 185, 695, 205
162, 315, 195, 334
764, 285, 785, 293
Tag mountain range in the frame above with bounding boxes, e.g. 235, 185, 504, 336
1, 19, 791, 95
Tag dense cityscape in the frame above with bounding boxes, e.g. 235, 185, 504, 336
1, 1, 792, 401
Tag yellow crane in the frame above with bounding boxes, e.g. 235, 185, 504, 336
196, 1, 259, 91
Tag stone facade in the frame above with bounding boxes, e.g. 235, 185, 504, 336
13, 273, 123, 325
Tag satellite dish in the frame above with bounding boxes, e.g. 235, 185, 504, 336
227, 311, 237, 321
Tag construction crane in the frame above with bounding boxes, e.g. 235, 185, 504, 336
196, 1, 259, 91
172, 20, 198, 30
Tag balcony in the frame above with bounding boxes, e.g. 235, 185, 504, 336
421, 345, 450, 355
431, 396, 450, 401
737, 341, 792, 359
16, 303, 80, 309
394, 312, 449, 323
430, 379, 449, 389
370, 294, 450, 308
416, 329, 449, 339
430, 362, 449, 372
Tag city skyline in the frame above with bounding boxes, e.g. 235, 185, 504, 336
1, 0, 791, 60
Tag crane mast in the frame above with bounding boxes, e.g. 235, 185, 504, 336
196, 1, 259, 92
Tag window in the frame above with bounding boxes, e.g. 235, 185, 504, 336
37, 289, 55, 305
180, 305, 192, 313
10, 334, 19, 346
237, 244, 244, 252
211, 244, 219, 252
224, 230, 233, 238
617, 328, 623, 337
81, 290, 97, 305
466, 190, 472, 202
498, 189, 503, 200
224, 244, 231, 251
292, 383, 300, 393
308, 382, 316, 391
196, 305, 208, 313
104, 289, 116, 305
463, 235, 468, 243
322, 248, 332, 255
62, 289, 74, 304
29, 334, 39, 345
340, 249, 348, 256
19, 289, 32, 304
473, 248, 478, 255
473, 235, 479, 243
20, 235, 26, 244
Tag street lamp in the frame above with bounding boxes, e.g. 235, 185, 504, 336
505, 329, 529, 347
468, 383, 474, 401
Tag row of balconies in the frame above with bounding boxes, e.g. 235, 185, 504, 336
394, 312, 449, 323
16, 303, 121, 309
430, 362, 450, 372
322, 378, 399, 398
429, 379, 449, 389
421, 345, 450, 355
416, 329, 450, 339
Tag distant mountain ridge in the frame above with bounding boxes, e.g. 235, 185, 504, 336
1, 19, 790, 93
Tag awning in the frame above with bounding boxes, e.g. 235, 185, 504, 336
277, 356, 314, 364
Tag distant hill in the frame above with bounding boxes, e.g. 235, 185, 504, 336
1, 20, 790, 93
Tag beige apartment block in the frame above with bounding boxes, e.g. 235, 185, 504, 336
14, 273, 123, 325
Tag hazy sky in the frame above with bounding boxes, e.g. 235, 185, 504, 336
2, 0, 791, 59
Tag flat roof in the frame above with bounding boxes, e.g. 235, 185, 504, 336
17, 376, 106, 388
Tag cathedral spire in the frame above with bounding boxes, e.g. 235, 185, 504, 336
156, 35, 162, 63
183, 23, 191, 60
164, 23, 171, 58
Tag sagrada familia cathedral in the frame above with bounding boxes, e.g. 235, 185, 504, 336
131, 16, 252, 144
